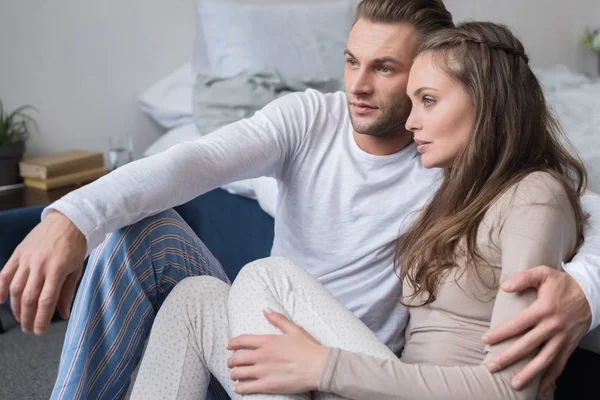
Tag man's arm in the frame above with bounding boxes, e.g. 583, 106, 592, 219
483, 190, 600, 393
564, 191, 600, 331
0, 91, 313, 335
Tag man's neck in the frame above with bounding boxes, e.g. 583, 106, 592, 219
353, 130, 414, 156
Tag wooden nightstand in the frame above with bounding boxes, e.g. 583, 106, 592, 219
0, 185, 80, 211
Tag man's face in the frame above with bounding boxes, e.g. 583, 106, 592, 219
344, 19, 417, 138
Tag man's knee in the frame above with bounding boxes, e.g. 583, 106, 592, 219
113, 209, 183, 238
94, 209, 186, 254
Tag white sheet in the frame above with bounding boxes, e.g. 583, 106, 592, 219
535, 65, 600, 192
138, 64, 195, 129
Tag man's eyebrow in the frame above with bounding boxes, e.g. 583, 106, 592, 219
412, 87, 438, 96
344, 50, 404, 68
372, 56, 403, 67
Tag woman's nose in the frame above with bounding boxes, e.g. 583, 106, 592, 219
405, 110, 420, 132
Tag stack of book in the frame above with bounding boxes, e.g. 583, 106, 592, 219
19, 150, 108, 191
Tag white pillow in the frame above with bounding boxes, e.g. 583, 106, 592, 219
138, 64, 195, 129
142, 123, 201, 157
195, 0, 354, 79
221, 177, 278, 217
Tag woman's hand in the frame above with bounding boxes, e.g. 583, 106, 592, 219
227, 308, 330, 395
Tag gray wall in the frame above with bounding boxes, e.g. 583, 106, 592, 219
0, 0, 195, 159
446, 0, 600, 74
0, 0, 598, 159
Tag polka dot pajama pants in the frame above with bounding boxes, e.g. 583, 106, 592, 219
130, 257, 398, 400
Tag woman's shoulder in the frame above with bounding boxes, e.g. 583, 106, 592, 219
498, 170, 571, 209
484, 171, 575, 233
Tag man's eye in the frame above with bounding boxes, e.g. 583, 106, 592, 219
379, 66, 392, 73
346, 59, 358, 66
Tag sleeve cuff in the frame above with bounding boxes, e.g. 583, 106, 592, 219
562, 261, 600, 332
42, 200, 106, 256
318, 347, 341, 393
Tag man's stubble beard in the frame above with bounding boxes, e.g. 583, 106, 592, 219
349, 96, 412, 138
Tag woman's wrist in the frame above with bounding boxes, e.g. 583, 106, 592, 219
309, 345, 331, 391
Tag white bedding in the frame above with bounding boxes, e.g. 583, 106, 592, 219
534, 66, 600, 192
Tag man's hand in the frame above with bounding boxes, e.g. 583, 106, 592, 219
483, 266, 591, 393
227, 309, 329, 395
0, 211, 87, 336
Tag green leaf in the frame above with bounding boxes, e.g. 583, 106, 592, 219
0, 99, 37, 144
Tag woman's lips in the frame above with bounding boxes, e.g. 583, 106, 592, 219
414, 139, 431, 153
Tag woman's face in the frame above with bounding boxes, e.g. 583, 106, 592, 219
405, 52, 476, 168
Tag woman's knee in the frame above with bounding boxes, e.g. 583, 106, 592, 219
231, 256, 303, 298
164, 276, 230, 308
238, 256, 300, 278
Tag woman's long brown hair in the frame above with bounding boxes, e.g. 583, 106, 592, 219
396, 22, 588, 306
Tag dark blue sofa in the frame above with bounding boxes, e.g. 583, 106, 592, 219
0, 188, 597, 399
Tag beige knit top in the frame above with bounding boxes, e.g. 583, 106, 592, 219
319, 172, 578, 400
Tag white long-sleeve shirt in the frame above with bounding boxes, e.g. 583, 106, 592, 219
43, 89, 600, 352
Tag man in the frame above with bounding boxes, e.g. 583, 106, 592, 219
1, 1, 599, 399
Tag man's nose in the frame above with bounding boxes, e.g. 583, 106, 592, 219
348, 69, 373, 96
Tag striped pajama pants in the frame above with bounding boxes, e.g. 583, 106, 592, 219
51, 209, 232, 400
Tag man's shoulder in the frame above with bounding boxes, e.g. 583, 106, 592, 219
284, 88, 347, 113
262, 89, 346, 120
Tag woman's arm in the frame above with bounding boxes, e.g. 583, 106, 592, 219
319, 172, 577, 400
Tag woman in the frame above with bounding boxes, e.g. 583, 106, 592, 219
131, 22, 586, 400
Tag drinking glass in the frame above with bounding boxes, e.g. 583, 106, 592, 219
109, 135, 133, 170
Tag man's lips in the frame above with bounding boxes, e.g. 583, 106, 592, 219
351, 102, 378, 114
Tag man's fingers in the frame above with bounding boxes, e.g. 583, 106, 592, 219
0, 254, 21, 303
484, 301, 545, 345
9, 265, 30, 323
34, 273, 66, 336
19, 272, 45, 334
488, 321, 554, 372
538, 344, 573, 394
511, 335, 564, 390
56, 271, 81, 320
228, 334, 273, 351
501, 266, 551, 293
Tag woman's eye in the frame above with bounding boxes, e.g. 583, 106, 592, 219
423, 97, 435, 107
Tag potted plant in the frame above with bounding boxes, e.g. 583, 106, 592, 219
582, 27, 600, 75
0, 99, 37, 187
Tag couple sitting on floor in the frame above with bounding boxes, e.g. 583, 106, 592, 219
1, 1, 600, 399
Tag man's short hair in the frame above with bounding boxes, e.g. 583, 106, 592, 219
356, 0, 454, 38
